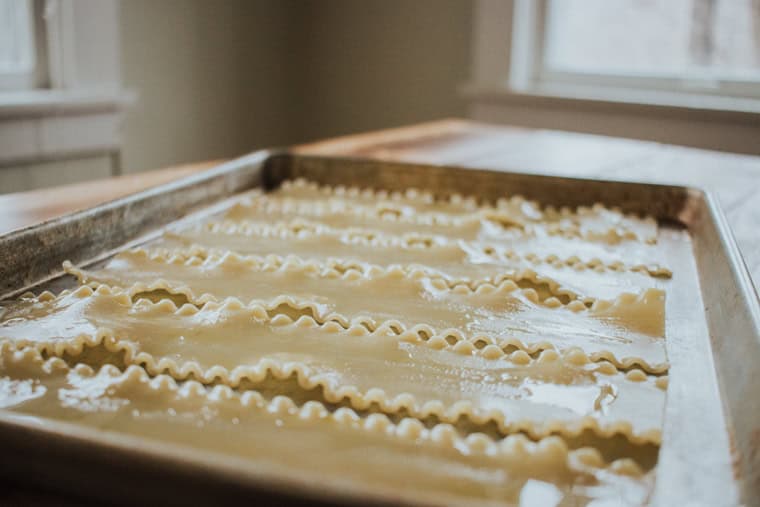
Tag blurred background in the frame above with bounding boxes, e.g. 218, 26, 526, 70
1, 0, 759, 193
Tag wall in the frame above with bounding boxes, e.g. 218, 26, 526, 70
0, 156, 112, 193
2, 0, 473, 191
119, 0, 473, 171
114, 0, 760, 163
119, 0, 298, 173
295, 0, 473, 142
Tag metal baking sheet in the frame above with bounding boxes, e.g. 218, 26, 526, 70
0, 151, 757, 506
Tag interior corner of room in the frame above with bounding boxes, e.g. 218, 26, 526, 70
1, 0, 760, 194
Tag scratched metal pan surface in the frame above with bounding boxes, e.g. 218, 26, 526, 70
0, 151, 757, 507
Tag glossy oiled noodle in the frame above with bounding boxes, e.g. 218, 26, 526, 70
159, 221, 669, 302
0, 344, 651, 507
221, 200, 669, 272
0, 177, 672, 505
64, 250, 668, 372
269, 178, 659, 243
0, 287, 664, 443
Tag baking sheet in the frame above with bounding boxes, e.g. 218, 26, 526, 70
0, 151, 757, 506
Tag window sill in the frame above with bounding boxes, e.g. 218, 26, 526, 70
460, 82, 760, 125
0, 88, 134, 119
0, 88, 134, 166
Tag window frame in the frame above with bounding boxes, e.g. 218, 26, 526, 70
0, 0, 39, 91
508, 0, 760, 102
463, 0, 760, 156
0, 0, 131, 170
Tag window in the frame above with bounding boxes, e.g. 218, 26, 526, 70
0, 0, 39, 90
0, 0, 124, 95
465, 0, 760, 155
509, 0, 760, 101
0, 0, 128, 171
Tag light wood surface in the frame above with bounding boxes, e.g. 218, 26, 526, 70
0, 160, 222, 233
2, 119, 758, 287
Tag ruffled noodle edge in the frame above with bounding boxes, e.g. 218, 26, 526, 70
106, 247, 585, 305
10, 286, 665, 444
278, 179, 657, 233
71, 248, 669, 315
0, 341, 645, 477
51, 274, 671, 375
192, 218, 671, 278
262, 178, 659, 244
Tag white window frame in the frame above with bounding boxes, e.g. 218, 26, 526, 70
463, 0, 760, 155
0, 0, 39, 90
514, 0, 760, 100
465, 0, 760, 114
0, 0, 135, 174
44, 0, 123, 91
0, 0, 132, 170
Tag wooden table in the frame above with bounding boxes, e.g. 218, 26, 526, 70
2, 119, 757, 287
0, 119, 758, 503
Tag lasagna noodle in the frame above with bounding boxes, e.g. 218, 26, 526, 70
0, 345, 651, 507
272, 180, 484, 214
159, 224, 667, 302
269, 179, 659, 243
221, 200, 669, 273
0, 288, 664, 442
65, 252, 668, 372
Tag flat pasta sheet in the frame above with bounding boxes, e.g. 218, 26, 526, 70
0, 287, 664, 443
159, 221, 669, 300
0, 345, 651, 506
65, 249, 668, 371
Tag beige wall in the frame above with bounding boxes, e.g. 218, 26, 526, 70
119, 0, 298, 173
1, 0, 473, 191
295, 0, 473, 141
0, 156, 112, 193
120, 0, 473, 172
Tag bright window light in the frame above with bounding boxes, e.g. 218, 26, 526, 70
544, 0, 760, 80
0, 0, 37, 90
